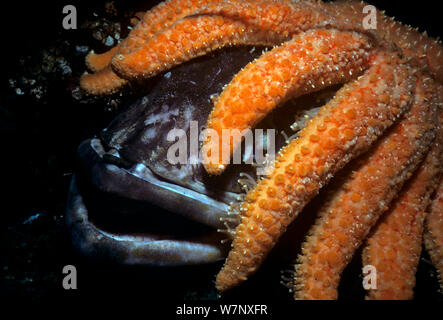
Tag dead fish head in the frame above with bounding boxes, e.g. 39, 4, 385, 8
66, 47, 333, 265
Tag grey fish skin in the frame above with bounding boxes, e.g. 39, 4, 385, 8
68, 48, 264, 265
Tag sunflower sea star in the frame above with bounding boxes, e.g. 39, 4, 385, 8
361, 106, 443, 300
293, 75, 439, 299
216, 51, 415, 291
79, 0, 443, 299
202, 28, 373, 174
81, 0, 226, 94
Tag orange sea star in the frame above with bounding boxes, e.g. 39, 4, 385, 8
81, 0, 226, 95
215, 51, 416, 291
77, 0, 443, 299
362, 108, 443, 299
293, 75, 439, 299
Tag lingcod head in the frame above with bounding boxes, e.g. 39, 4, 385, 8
66, 47, 332, 265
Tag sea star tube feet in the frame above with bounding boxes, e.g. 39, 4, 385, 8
73, 0, 443, 298
215, 51, 414, 292
201, 28, 373, 175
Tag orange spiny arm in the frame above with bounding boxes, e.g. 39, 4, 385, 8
80, 66, 128, 95
202, 28, 372, 175
117, 0, 224, 55
111, 0, 329, 81
325, 0, 443, 82
293, 75, 438, 300
362, 103, 443, 300
215, 51, 415, 292
85, 45, 120, 72
81, 0, 224, 95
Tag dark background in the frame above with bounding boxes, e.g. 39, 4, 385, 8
1, 0, 441, 309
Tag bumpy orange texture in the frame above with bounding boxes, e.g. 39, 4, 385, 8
215, 51, 415, 292
293, 75, 437, 300
201, 28, 372, 174
362, 104, 442, 300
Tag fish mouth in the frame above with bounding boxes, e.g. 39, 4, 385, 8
65, 138, 231, 266
65, 46, 337, 266
65, 90, 333, 266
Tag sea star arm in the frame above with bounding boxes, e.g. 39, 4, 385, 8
362, 108, 443, 300
201, 28, 372, 174
215, 51, 415, 292
80, 0, 443, 96
424, 171, 443, 291
110, 0, 330, 81
292, 75, 438, 300
81, 0, 225, 94
80, 66, 128, 95
322, 0, 443, 82
118, 0, 225, 56
85, 45, 120, 72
